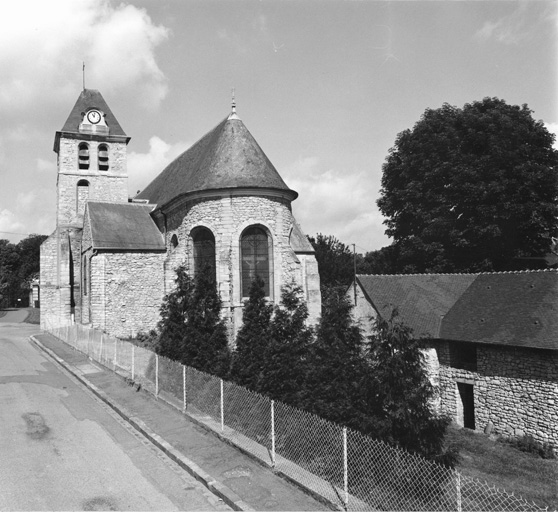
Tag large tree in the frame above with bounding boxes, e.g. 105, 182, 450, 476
378, 98, 558, 273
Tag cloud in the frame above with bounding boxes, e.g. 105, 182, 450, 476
283, 157, 390, 252
16, 191, 37, 212
0, 209, 26, 240
474, 2, 552, 45
37, 158, 55, 173
128, 136, 191, 196
0, 0, 169, 112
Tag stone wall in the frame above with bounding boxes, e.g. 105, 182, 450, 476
57, 138, 128, 226
88, 251, 165, 338
435, 341, 558, 445
163, 193, 321, 339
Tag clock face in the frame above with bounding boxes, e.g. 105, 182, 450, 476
87, 110, 101, 124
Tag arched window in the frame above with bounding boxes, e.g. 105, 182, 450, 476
76, 179, 89, 217
78, 142, 90, 170
98, 144, 109, 171
241, 226, 271, 297
83, 256, 87, 296
192, 228, 215, 276
170, 234, 179, 249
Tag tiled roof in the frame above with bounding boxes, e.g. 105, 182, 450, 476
87, 202, 165, 251
357, 271, 558, 350
357, 274, 477, 338
135, 116, 296, 208
441, 271, 558, 350
59, 89, 127, 137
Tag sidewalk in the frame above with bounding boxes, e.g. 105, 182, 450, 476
31, 333, 331, 512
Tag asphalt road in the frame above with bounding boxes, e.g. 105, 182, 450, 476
0, 315, 231, 511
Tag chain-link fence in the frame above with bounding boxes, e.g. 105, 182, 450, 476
42, 321, 547, 512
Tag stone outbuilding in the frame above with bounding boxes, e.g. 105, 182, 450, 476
41, 89, 321, 339
349, 271, 558, 446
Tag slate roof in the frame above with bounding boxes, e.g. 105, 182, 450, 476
357, 274, 477, 338
290, 221, 315, 253
135, 115, 297, 209
86, 202, 165, 251
59, 89, 127, 137
356, 271, 558, 350
441, 272, 558, 350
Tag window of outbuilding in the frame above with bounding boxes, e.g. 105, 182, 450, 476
192, 228, 215, 277
98, 144, 109, 171
241, 226, 272, 298
78, 143, 90, 170
449, 342, 477, 371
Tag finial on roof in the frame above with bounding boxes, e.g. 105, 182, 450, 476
228, 87, 240, 120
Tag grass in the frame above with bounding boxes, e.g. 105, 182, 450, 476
446, 425, 557, 510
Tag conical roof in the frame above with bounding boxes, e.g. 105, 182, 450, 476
135, 116, 297, 208
59, 88, 127, 136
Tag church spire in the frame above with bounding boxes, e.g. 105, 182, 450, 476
228, 88, 240, 120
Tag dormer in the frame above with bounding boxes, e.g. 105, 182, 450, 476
79, 108, 109, 136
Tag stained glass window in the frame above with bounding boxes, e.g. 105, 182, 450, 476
193, 228, 215, 277
241, 226, 270, 297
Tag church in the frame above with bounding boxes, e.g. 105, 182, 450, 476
40, 89, 321, 339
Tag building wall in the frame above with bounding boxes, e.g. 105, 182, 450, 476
163, 193, 321, 339
88, 251, 165, 338
40, 227, 82, 329
435, 341, 558, 445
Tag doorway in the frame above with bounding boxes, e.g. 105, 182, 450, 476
457, 382, 475, 429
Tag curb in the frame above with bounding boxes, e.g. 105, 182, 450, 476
30, 336, 254, 512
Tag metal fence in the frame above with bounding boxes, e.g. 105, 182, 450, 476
43, 321, 547, 512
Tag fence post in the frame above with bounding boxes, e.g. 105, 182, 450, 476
99, 333, 104, 362
113, 338, 117, 370
182, 365, 186, 413
271, 400, 276, 468
155, 355, 159, 397
456, 472, 462, 512
220, 379, 224, 431
343, 427, 348, 509
131, 344, 135, 380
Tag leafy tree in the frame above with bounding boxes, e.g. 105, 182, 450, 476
0, 240, 20, 307
157, 264, 230, 377
229, 276, 273, 390
258, 283, 314, 405
300, 290, 368, 427
363, 311, 456, 466
308, 234, 355, 291
378, 97, 558, 273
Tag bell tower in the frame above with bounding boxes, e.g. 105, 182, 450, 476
54, 88, 131, 226
41, 89, 130, 328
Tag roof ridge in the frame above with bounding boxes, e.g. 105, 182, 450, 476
357, 269, 558, 278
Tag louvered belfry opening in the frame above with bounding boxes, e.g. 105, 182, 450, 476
241, 226, 271, 297
98, 144, 109, 171
78, 142, 90, 169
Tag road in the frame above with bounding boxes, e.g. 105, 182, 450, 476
0, 313, 231, 511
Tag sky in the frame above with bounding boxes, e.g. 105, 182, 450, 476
0, 0, 556, 254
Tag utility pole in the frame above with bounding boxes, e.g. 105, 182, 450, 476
352, 243, 357, 306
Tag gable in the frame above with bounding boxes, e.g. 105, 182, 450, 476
86, 202, 165, 251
